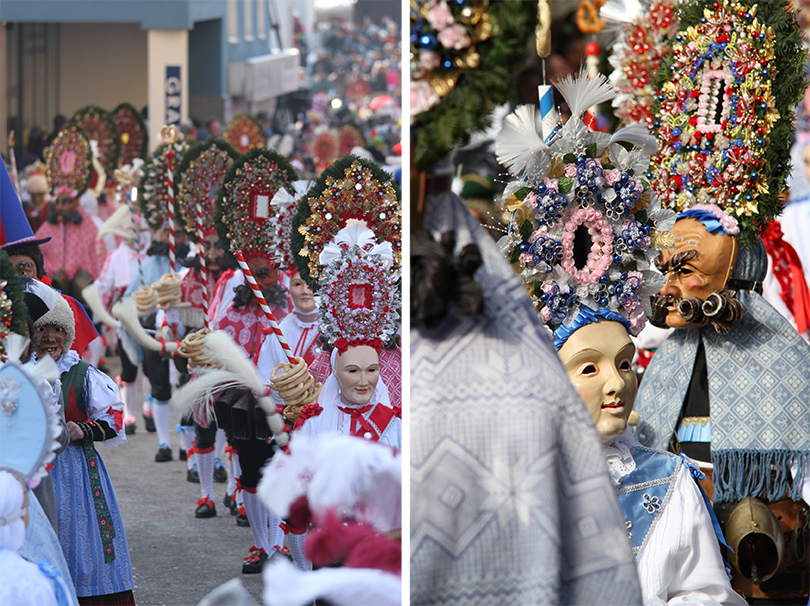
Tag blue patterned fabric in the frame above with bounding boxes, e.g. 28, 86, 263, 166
51, 444, 134, 597
553, 307, 631, 350
19, 490, 79, 606
616, 448, 679, 558
411, 191, 642, 605
635, 290, 810, 502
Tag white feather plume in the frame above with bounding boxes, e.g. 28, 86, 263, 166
112, 298, 179, 353
320, 224, 394, 268
82, 283, 121, 329
96, 205, 134, 242
171, 367, 246, 421
609, 123, 658, 155
554, 68, 618, 121
495, 104, 550, 177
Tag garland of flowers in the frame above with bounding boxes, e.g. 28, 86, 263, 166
650, 0, 807, 242
318, 246, 400, 350
138, 139, 191, 230
68, 105, 121, 178
215, 147, 298, 263
174, 139, 238, 237
411, 0, 535, 169
292, 155, 402, 291
112, 103, 148, 168
44, 127, 92, 196
223, 113, 268, 154
607, 0, 679, 126
500, 144, 671, 335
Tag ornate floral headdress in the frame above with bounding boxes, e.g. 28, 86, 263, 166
215, 148, 298, 264
292, 155, 401, 291
0, 251, 30, 363
68, 105, 121, 179
292, 157, 401, 353
44, 126, 93, 198
174, 139, 238, 238
270, 180, 313, 270
112, 103, 148, 168
338, 124, 365, 156
603, 0, 679, 126
137, 138, 191, 230
223, 113, 268, 154
496, 71, 676, 348
650, 0, 806, 242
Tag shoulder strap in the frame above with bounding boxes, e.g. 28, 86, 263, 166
61, 360, 91, 421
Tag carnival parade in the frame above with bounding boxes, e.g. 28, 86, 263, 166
3, 0, 810, 604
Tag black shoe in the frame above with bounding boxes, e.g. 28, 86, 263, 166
155, 445, 172, 462
179, 449, 188, 461
242, 549, 268, 574
195, 498, 216, 518
213, 459, 227, 483
187, 465, 200, 483
236, 512, 250, 527
230, 500, 238, 516
144, 414, 156, 433
223, 494, 233, 509
125, 422, 136, 435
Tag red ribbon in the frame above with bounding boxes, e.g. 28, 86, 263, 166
337, 404, 377, 438
762, 221, 810, 334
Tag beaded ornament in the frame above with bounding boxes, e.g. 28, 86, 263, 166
223, 113, 268, 154
68, 105, 121, 178
138, 139, 191, 230
496, 71, 676, 338
44, 127, 93, 198
215, 148, 298, 264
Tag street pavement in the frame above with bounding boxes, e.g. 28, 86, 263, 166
100, 356, 264, 606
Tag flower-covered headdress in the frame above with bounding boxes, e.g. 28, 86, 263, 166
292, 155, 402, 291
223, 113, 268, 154
603, 0, 680, 126
137, 138, 191, 230
174, 139, 238, 238
292, 157, 401, 353
496, 71, 676, 349
0, 251, 29, 363
44, 126, 93, 199
650, 0, 806, 242
68, 105, 121, 180
270, 180, 313, 270
215, 148, 298, 264
112, 102, 148, 168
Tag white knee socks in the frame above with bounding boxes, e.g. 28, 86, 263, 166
152, 400, 172, 447
242, 491, 269, 553
197, 450, 216, 501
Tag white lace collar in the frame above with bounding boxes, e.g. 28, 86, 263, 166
604, 427, 639, 486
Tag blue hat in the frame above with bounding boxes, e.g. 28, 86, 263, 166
0, 161, 51, 249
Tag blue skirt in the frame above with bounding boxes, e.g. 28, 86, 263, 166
51, 443, 134, 598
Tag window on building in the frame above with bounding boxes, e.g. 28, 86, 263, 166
227, 0, 239, 43
244, 0, 254, 42
257, 0, 266, 40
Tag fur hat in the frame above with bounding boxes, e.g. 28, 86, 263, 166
25, 174, 48, 195
32, 291, 75, 354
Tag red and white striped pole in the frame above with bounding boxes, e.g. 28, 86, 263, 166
165, 148, 177, 273
160, 125, 179, 273
235, 251, 296, 364
195, 201, 209, 330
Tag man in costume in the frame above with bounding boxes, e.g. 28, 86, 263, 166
189, 149, 294, 569
33, 289, 135, 605
495, 72, 744, 604
35, 127, 105, 303
633, 1, 810, 599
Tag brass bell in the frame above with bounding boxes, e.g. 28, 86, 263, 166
725, 497, 784, 584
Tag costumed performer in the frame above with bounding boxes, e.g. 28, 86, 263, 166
33, 290, 135, 604
35, 127, 105, 304
409, 1, 641, 601
634, 1, 810, 599
0, 336, 77, 606
173, 139, 240, 493
495, 70, 745, 604
288, 156, 402, 449
198, 148, 294, 567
